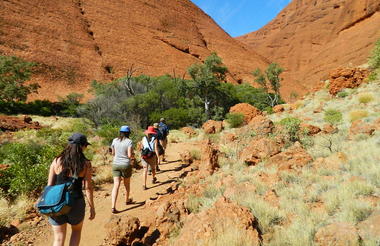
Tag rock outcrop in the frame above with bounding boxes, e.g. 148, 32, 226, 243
0, 0, 268, 101
0, 115, 41, 132
202, 120, 223, 134
238, 0, 380, 98
314, 222, 360, 246
329, 68, 370, 95
200, 139, 219, 175
229, 103, 262, 124
174, 197, 260, 246
103, 215, 140, 246
240, 137, 282, 166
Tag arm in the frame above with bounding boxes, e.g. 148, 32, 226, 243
127, 146, 133, 159
111, 146, 115, 156
47, 158, 57, 186
84, 161, 95, 220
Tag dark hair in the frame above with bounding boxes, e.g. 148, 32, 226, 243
56, 144, 88, 177
118, 131, 130, 141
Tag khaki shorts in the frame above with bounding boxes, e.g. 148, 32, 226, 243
112, 165, 132, 178
141, 155, 157, 169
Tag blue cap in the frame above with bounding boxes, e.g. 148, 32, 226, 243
120, 125, 131, 132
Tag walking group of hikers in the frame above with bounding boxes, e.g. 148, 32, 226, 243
38, 118, 169, 246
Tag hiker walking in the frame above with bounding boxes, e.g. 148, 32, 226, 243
153, 123, 165, 170
158, 118, 170, 162
110, 126, 134, 214
141, 126, 160, 190
47, 133, 95, 246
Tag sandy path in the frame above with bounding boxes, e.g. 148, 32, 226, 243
31, 141, 195, 246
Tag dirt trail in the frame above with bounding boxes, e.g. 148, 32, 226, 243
29, 141, 197, 246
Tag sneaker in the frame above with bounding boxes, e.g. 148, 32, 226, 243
156, 166, 161, 172
152, 177, 157, 184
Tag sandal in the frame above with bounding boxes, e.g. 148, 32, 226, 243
111, 208, 118, 214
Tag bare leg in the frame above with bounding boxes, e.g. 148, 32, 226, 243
111, 177, 121, 209
52, 224, 67, 246
123, 177, 131, 203
69, 221, 83, 246
151, 157, 156, 180
143, 166, 148, 187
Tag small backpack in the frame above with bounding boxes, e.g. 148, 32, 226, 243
37, 178, 77, 217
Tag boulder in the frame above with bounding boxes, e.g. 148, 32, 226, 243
358, 210, 380, 241
248, 115, 274, 135
315, 222, 360, 246
349, 120, 375, 136
200, 139, 219, 175
301, 123, 321, 135
180, 150, 193, 164
273, 104, 285, 113
221, 133, 237, 143
240, 138, 282, 166
329, 68, 370, 95
155, 200, 188, 237
229, 103, 262, 124
322, 124, 338, 134
267, 142, 313, 171
103, 215, 140, 246
181, 127, 197, 137
312, 152, 348, 171
202, 120, 223, 134
23, 115, 32, 124
174, 197, 260, 246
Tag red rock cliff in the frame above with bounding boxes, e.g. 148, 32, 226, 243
0, 0, 268, 101
237, 0, 380, 98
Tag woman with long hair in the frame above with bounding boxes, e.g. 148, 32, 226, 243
47, 133, 95, 246
110, 126, 134, 213
141, 126, 160, 190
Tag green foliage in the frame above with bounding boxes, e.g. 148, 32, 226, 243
187, 52, 228, 118
225, 113, 244, 128
0, 142, 61, 200
324, 109, 343, 125
279, 117, 302, 143
58, 93, 84, 116
252, 63, 284, 107
0, 99, 81, 117
337, 91, 349, 98
0, 56, 40, 102
369, 39, 380, 70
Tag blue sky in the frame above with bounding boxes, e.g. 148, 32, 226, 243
191, 0, 292, 37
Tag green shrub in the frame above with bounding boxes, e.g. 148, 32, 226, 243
358, 93, 374, 104
0, 142, 61, 200
337, 91, 349, 98
369, 39, 380, 70
279, 117, 301, 142
324, 109, 343, 125
225, 113, 244, 128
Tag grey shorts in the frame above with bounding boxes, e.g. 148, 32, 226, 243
112, 164, 132, 178
48, 197, 85, 226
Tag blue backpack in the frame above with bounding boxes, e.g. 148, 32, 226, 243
37, 179, 77, 217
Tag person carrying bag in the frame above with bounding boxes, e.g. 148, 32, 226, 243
141, 126, 160, 190
38, 133, 95, 246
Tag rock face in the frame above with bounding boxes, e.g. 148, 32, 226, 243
267, 142, 313, 171
314, 222, 360, 246
237, 0, 380, 98
200, 139, 219, 175
358, 210, 380, 241
0, 115, 41, 132
240, 137, 282, 166
0, 0, 268, 101
229, 103, 262, 124
103, 215, 140, 246
329, 68, 370, 95
174, 197, 260, 246
202, 120, 223, 134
